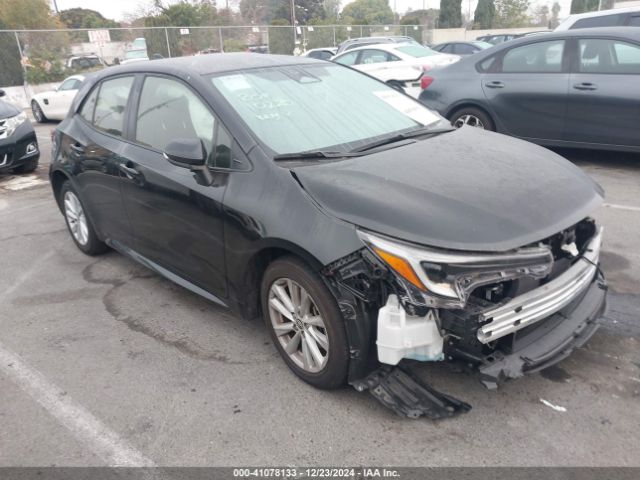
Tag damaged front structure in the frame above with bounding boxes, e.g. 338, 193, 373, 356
324, 218, 606, 418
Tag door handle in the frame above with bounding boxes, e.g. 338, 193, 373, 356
485, 81, 505, 89
573, 82, 597, 91
119, 162, 141, 181
70, 143, 85, 154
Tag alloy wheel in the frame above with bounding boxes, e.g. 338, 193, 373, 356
268, 278, 329, 373
454, 114, 485, 129
64, 191, 89, 246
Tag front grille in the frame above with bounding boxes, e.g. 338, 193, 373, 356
477, 227, 602, 344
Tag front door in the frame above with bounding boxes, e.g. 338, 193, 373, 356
481, 39, 569, 141
120, 75, 229, 298
564, 37, 640, 147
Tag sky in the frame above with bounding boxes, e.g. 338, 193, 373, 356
52, 0, 574, 23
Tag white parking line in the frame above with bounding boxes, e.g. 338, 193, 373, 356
603, 203, 640, 213
0, 342, 155, 466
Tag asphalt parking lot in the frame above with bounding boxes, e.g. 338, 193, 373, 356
1, 122, 639, 467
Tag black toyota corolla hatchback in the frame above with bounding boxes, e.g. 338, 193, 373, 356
0, 89, 40, 174
50, 54, 606, 418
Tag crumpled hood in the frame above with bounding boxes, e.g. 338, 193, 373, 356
0, 100, 20, 120
293, 127, 604, 252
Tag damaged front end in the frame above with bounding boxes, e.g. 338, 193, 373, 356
323, 218, 606, 419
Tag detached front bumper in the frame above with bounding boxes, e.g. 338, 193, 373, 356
478, 272, 606, 389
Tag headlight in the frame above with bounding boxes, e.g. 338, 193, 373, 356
4, 111, 28, 137
358, 229, 554, 308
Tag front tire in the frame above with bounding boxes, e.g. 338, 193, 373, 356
450, 107, 495, 131
31, 101, 47, 123
60, 181, 108, 256
261, 256, 349, 389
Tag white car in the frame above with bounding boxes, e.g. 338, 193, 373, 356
555, 6, 640, 30
331, 43, 460, 98
31, 75, 84, 123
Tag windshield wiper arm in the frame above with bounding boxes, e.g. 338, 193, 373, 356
273, 150, 361, 161
349, 126, 455, 153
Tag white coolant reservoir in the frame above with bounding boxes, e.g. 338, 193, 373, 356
376, 294, 444, 365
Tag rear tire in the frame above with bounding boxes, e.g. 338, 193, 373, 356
450, 107, 495, 131
13, 158, 38, 174
261, 256, 349, 390
59, 181, 108, 256
31, 101, 47, 123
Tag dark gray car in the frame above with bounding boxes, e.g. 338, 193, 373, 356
419, 27, 640, 152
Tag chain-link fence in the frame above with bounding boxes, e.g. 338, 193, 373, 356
0, 25, 436, 88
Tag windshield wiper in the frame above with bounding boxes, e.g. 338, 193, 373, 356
273, 150, 361, 161
349, 126, 455, 153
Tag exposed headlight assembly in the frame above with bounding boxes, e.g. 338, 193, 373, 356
358, 230, 554, 309
3, 111, 28, 137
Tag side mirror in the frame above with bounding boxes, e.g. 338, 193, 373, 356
0, 89, 5, 98
163, 138, 213, 186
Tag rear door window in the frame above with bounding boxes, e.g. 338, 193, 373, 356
578, 38, 640, 74
359, 49, 396, 64
93, 76, 134, 137
501, 40, 565, 73
454, 44, 476, 55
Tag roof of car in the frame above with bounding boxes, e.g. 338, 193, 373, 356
95, 53, 323, 78
333, 42, 420, 55
514, 26, 640, 40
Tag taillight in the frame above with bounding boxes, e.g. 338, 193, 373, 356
420, 76, 434, 89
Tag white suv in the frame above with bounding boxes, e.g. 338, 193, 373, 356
555, 6, 640, 30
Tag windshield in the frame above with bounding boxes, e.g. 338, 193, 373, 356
472, 41, 493, 49
395, 45, 438, 57
210, 64, 444, 155
125, 50, 148, 59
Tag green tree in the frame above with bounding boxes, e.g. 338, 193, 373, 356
268, 18, 294, 54
401, 8, 439, 26
0, 20, 23, 86
494, 0, 530, 27
473, 0, 495, 29
340, 0, 394, 25
570, 0, 598, 14
438, 0, 462, 28
549, 1, 561, 28
533, 4, 549, 26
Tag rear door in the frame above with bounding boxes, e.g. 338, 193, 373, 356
61, 75, 136, 246
564, 36, 640, 147
119, 74, 230, 298
481, 39, 569, 140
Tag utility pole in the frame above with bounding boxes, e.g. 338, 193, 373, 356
51, 0, 59, 13
291, 0, 297, 46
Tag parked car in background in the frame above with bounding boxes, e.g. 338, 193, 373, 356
431, 41, 493, 55
0, 89, 39, 173
121, 38, 149, 65
419, 27, 640, 152
336, 36, 421, 54
49, 53, 607, 418
65, 55, 105, 70
31, 75, 85, 123
121, 49, 149, 64
247, 45, 269, 53
332, 43, 460, 97
476, 33, 518, 44
304, 47, 337, 60
555, 6, 640, 30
